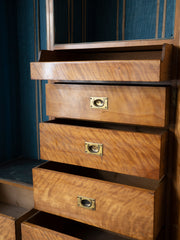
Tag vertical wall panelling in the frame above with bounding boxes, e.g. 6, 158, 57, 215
73, 0, 82, 43
34, 0, 40, 159
86, 0, 117, 42
162, 0, 167, 38
122, 0, 126, 40
155, 0, 160, 38
0, 0, 21, 163
82, 0, 86, 42
71, 0, 74, 43
39, 0, 49, 123
125, 0, 157, 40
158, 0, 165, 38
165, 0, 176, 38
116, 0, 119, 40
68, 0, 71, 43
17, 0, 39, 159
54, 0, 69, 44
117, 0, 124, 40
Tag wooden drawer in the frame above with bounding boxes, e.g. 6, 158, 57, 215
30, 44, 172, 82
21, 211, 128, 240
46, 84, 168, 127
0, 202, 35, 240
40, 121, 167, 180
33, 162, 166, 240
0, 212, 15, 240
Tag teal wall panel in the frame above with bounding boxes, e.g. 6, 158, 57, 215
118, 0, 124, 40
125, 0, 157, 40
16, 0, 38, 159
0, 0, 20, 162
39, 0, 49, 122
86, 0, 117, 42
73, 0, 82, 43
54, 0, 69, 43
158, 0, 165, 38
165, 0, 176, 38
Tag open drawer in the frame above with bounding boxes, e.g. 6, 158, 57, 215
21, 211, 130, 240
0, 181, 35, 240
30, 44, 172, 82
33, 161, 166, 240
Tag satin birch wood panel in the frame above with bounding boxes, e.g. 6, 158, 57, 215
21, 211, 126, 240
30, 60, 161, 82
22, 223, 79, 240
46, 84, 167, 127
31, 44, 172, 82
40, 122, 166, 179
33, 164, 165, 240
0, 214, 15, 240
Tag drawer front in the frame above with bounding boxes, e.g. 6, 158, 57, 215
21, 211, 126, 240
22, 223, 79, 240
33, 166, 162, 240
40, 122, 166, 180
46, 84, 167, 127
0, 214, 15, 240
31, 60, 161, 82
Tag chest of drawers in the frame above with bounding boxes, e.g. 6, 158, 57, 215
24, 44, 173, 240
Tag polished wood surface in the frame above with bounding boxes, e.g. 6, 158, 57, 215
40, 122, 166, 180
0, 214, 15, 240
22, 211, 128, 240
31, 44, 172, 82
31, 60, 161, 82
33, 164, 164, 240
0, 203, 36, 240
46, 84, 167, 127
22, 223, 79, 240
54, 39, 174, 51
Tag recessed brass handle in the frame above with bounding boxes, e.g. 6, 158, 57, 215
77, 196, 96, 210
85, 142, 103, 156
90, 97, 108, 109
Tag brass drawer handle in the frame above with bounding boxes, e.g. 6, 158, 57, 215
90, 97, 108, 109
77, 196, 96, 210
85, 142, 103, 156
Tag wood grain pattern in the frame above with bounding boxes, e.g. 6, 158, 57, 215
33, 165, 164, 240
53, 39, 174, 50
0, 214, 15, 240
22, 223, 79, 240
46, 84, 167, 127
40, 122, 166, 180
21, 211, 136, 240
30, 60, 161, 82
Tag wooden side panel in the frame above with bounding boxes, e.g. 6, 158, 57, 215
0, 214, 15, 240
40, 122, 165, 180
33, 168, 155, 240
46, 84, 167, 127
30, 60, 161, 82
154, 179, 166, 239
160, 44, 173, 81
21, 223, 79, 240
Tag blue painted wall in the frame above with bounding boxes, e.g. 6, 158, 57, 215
0, 0, 20, 162
54, 0, 176, 44
0, 0, 177, 163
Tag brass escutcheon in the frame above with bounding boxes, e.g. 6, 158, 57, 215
90, 97, 108, 109
85, 142, 103, 156
77, 196, 96, 210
